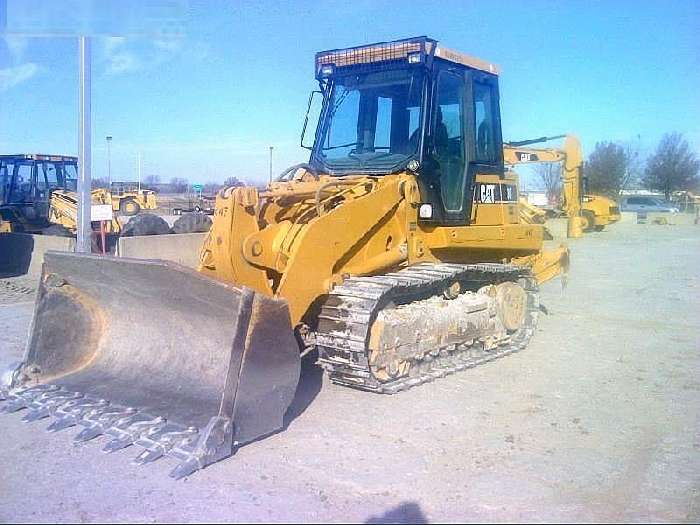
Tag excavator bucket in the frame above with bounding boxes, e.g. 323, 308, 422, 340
0, 252, 300, 478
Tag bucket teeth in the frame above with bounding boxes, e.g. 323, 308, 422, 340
1, 385, 61, 413
134, 423, 199, 465
73, 426, 105, 443
102, 436, 134, 453
22, 391, 84, 422
73, 406, 138, 443
102, 414, 166, 453
133, 449, 164, 465
169, 457, 202, 480
46, 398, 109, 433
166, 416, 234, 479
5, 384, 237, 479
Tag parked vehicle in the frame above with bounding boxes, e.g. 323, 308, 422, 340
620, 196, 679, 213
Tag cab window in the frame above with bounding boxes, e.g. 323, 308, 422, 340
474, 81, 497, 163
434, 71, 466, 212
9, 163, 33, 203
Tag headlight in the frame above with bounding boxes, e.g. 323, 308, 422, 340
419, 203, 433, 219
407, 52, 422, 64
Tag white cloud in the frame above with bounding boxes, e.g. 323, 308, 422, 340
153, 38, 183, 53
0, 36, 38, 91
98, 36, 208, 76
3, 35, 29, 60
105, 51, 141, 75
0, 62, 38, 92
101, 37, 143, 75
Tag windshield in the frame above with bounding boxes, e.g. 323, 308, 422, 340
315, 69, 424, 173
0, 160, 78, 204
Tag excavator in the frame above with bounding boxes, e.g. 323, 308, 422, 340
503, 135, 621, 232
1, 37, 570, 478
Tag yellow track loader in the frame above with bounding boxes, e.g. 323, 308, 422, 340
503, 136, 621, 232
1, 37, 569, 478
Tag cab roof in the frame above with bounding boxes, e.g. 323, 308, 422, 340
315, 36, 500, 79
0, 154, 78, 162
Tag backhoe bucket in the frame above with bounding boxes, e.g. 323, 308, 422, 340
1, 252, 300, 478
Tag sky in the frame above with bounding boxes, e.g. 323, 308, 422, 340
0, 0, 698, 188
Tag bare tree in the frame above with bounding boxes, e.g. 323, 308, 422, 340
643, 132, 700, 200
92, 177, 110, 189
535, 163, 562, 205
169, 177, 188, 193
620, 137, 642, 191
202, 182, 222, 195
223, 176, 244, 188
138, 174, 161, 192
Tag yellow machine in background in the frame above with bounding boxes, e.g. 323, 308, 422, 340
47, 188, 121, 234
3, 37, 570, 478
518, 197, 547, 224
0, 155, 126, 235
109, 181, 157, 216
503, 135, 621, 232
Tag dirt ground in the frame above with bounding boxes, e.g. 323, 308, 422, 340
0, 217, 698, 523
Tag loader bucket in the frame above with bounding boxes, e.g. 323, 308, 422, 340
1, 251, 300, 478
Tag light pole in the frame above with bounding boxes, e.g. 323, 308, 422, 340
76, 36, 92, 254
106, 135, 113, 186
269, 146, 274, 185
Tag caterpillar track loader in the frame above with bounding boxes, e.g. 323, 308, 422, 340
503, 135, 621, 232
1, 37, 569, 478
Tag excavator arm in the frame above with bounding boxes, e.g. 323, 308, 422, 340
503, 135, 585, 238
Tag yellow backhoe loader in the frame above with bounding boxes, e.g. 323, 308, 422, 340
503, 135, 621, 232
1, 37, 569, 478
0, 154, 121, 236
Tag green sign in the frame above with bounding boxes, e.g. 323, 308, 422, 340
192, 184, 203, 192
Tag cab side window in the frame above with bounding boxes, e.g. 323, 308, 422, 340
473, 81, 497, 163
9, 163, 32, 203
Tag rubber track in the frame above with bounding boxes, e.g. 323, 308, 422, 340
316, 262, 539, 393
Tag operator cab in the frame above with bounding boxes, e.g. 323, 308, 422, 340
307, 36, 505, 224
0, 154, 78, 224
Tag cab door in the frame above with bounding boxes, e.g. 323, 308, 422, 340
429, 66, 469, 223
421, 65, 503, 225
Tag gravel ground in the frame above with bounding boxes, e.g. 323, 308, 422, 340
0, 217, 698, 523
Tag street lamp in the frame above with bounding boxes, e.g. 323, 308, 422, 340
106, 135, 113, 186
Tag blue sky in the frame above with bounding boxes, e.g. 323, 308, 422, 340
1, 0, 698, 188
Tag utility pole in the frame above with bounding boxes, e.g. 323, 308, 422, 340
269, 146, 274, 185
76, 36, 92, 254
106, 135, 113, 186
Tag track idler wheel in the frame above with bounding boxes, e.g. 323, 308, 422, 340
495, 282, 527, 331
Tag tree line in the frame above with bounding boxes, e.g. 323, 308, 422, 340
539, 132, 699, 201
91, 175, 246, 194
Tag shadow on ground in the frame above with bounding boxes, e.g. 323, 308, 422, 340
284, 350, 324, 428
365, 502, 429, 524
0, 233, 32, 277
